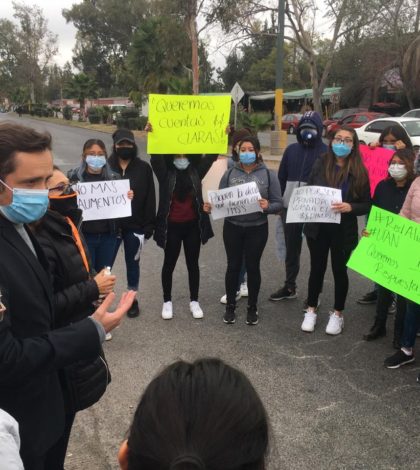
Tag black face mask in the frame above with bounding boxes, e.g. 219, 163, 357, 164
49, 191, 79, 216
116, 147, 136, 160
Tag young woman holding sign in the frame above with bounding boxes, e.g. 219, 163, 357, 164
204, 136, 283, 325
146, 122, 216, 320
302, 126, 371, 335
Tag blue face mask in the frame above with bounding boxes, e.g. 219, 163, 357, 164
383, 144, 396, 150
0, 179, 49, 224
86, 155, 106, 170
332, 143, 352, 158
173, 157, 190, 170
239, 152, 256, 165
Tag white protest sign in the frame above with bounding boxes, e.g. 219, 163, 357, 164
202, 158, 228, 202
208, 182, 262, 221
74, 179, 131, 221
286, 185, 342, 224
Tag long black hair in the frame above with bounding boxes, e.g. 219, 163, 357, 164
126, 358, 269, 470
379, 125, 412, 149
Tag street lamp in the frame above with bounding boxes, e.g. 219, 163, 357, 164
271, 0, 288, 156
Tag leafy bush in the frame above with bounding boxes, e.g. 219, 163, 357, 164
62, 105, 73, 120
116, 117, 127, 129
121, 107, 139, 119
87, 107, 101, 124
138, 116, 148, 130
237, 112, 273, 132
127, 117, 138, 130
101, 106, 112, 124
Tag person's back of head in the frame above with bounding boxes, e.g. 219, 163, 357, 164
119, 358, 269, 470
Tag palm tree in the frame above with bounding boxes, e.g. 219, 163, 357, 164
65, 73, 97, 120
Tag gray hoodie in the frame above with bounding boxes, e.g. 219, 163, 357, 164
219, 163, 283, 226
0, 410, 24, 470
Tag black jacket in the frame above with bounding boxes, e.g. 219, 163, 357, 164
33, 209, 99, 326
372, 177, 413, 214
150, 154, 216, 249
0, 215, 100, 460
68, 161, 121, 234
303, 157, 371, 250
108, 154, 156, 237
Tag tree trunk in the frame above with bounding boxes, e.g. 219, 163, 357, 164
308, 56, 322, 114
189, 15, 199, 95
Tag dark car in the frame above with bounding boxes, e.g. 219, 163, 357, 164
323, 108, 368, 135
327, 112, 389, 135
281, 113, 302, 134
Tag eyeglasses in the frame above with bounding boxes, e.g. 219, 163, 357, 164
48, 183, 73, 195
333, 137, 353, 146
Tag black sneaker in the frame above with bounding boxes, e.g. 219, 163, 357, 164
384, 349, 415, 369
127, 299, 140, 318
363, 324, 386, 341
357, 290, 378, 304
269, 286, 297, 301
246, 305, 259, 325
223, 304, 236, 324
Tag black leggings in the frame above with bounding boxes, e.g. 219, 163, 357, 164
162, 221, 201, 302
223, 221, 269, 307
306, 225, 352, 311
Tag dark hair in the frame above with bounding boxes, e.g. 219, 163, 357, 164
126, 358, 269, 470
82, 139, 107, 158
231, 129, 254, 161
237, 136, 263, 163
379, 125, 412, 149
390, 148, 416, 182
0, 122, 52, 184
326, 125, 369, 198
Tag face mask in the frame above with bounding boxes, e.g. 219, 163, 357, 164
49, 190, 78, 215
388, 163, 407, 181
0, 179, 49, 224
299, 128, 318, 143
173, 157, 190, 170
332, 143, 352, 158
116, 147, 136, 160
239, 152, 256, 165
383, 144, 396, 150
86, 155, 106, 170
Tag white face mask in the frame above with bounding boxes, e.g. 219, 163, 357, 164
388, 163, 407, 181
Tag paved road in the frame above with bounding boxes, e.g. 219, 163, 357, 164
2, 114, 419, 469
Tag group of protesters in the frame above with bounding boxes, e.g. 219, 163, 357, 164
0, 113, 419, 470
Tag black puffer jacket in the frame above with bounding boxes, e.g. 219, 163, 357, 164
33, 209, 99, 326
151, 154, 216, 249
303, 156, 371, 250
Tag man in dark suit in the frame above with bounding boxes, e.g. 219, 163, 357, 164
0, 122, 135, 470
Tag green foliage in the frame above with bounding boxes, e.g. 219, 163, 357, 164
121, 108, 139, 119
237, 112, 273, 133
65, 73, 98, 114
87, 107, 101, 124
62, 105, 72, 121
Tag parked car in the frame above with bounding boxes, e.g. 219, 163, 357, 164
402, 108, 420, 118
326, 112, 389, 135
323, 108, 368, 135
355, 117, 420, 154
109, 104, 127, 123
281, 113, 302, 134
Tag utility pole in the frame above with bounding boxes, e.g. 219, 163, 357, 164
271, 0, 288, 156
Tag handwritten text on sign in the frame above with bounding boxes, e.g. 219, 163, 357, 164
147, 94, 230, 154
347, 206, 420, 304
74, 179, 131, 221
360, 145, 393, 197
286, 186, 342, 224
208, 182, 262, 221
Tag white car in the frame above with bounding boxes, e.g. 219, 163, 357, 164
355, 117, 420, 153
402, 109, 420, 118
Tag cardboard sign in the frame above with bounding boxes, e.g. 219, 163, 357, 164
202, 158, 228, 202
286, 186, 342, 224
208, 182, 262, 221
147, 94, 230, 154
74, 179, 131, 221
360, 145, 393, 197
347, 206, 420, 304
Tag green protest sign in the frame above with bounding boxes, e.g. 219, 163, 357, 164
347, 206, 420, 304
147, 94, 230, 154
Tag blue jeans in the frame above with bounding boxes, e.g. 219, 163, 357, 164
114, 230, 141, 290
84, 232, 118, 273
401, 301, 420, 349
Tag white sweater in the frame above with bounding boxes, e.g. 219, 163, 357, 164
0, 409, 24, 470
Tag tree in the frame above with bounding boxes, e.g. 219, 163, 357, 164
65, 73, 98, 119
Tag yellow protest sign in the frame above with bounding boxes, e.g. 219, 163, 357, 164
347, 206, 420, 304
147, 94, 230, 154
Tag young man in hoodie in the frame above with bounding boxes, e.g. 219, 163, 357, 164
270, 111, 328, 302
108, 129, 156, 318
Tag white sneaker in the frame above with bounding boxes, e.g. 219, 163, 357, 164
220, 291, 241, 304
326, 312, 344, 335
162, 301, 173, 320
240, 282, 248, 297
301, 311, 317, 332
189, 301, 204, 319
105, 332, 112, 341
